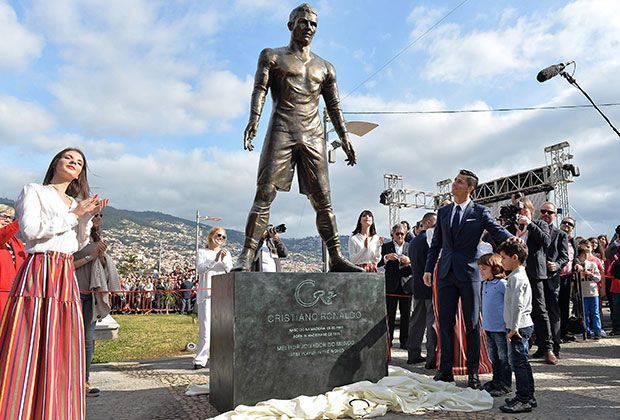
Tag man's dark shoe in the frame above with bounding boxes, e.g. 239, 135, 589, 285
505, 396, 537, 407
424, 359, 436, 370
545, 350, 558, 365
483, 380, 497, 392
433, 371, 455, 383
467, 373, 482, 390
406, 355, 426, 365
531, 348, 545, 358
561, 334, 576, 342
500, 401, 532, 413
329, 255, 364, 272
489, 387, 510, 397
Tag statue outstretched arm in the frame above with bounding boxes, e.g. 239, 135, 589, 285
244, 48, 272, 151
322, 63, 356, 166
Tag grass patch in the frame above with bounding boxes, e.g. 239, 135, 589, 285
93, 314, 198, 363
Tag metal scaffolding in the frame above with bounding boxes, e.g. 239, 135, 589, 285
380, 141, 578, 225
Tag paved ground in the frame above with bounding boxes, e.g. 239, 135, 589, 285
89, 328, 620, 420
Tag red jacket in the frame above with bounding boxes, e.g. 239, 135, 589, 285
0, 221, 27, 317
607, 255, 620, 294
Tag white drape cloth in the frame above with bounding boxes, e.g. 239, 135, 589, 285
212, 366, 493, 419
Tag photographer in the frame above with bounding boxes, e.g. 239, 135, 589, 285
251, 224, 288, 272
513, 197, 554, 364
539, 202, 569, 358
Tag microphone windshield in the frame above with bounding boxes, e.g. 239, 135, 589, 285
537, 63, 566, 82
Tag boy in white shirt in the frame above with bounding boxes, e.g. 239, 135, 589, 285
498, 239, 536, 413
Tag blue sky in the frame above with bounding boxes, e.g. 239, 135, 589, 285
1, 0, 619, 238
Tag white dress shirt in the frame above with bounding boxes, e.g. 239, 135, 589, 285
348, 233, 382, 265
450, 198, 471, 227
16, 183, 92, 254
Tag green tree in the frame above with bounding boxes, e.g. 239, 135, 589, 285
117, 253, 142, 276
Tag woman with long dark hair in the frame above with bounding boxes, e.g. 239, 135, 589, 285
348, 210, 383, 272
0, 148, 107, 419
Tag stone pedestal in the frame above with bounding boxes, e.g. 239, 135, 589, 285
209, 272, 388, 412
94, 315, 119, 340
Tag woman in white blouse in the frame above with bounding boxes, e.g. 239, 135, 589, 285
348, 210, 383, 272
0, 148, 107, 420
193, 226, 233, 369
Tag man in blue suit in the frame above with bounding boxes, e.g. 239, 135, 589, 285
424, 169, 512, 388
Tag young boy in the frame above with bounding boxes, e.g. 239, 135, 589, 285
576, 244, 602, 339
498, 239, 536, 413
478, 253, 511, 396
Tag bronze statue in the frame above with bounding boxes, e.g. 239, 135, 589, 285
233, 3, 362, 272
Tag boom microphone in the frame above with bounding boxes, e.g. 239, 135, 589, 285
536, 62, 570, 82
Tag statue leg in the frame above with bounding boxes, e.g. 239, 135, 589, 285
308, 190, 363, 273
232, 184, 277, 271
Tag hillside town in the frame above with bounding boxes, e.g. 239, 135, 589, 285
103, 217, 323, 276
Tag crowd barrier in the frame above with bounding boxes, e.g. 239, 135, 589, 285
0, 275, 617, 315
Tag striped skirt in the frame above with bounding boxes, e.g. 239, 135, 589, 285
0, 252, 85, 420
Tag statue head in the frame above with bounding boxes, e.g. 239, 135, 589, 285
288, 3, 318, 26
288, 3, 318, 46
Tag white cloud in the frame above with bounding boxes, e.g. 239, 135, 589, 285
30, 0, 251, 137
0, 95, 124, 158
412, 0, 620, 83
88, 148, 260, 229
324, 89, 620, 238
407, 5, 446, 41
0, 1, 43, 71
31, 134, 126, 158
0, 95, 55, 142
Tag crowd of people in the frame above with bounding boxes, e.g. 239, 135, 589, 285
1, 148, 619, 418
345, 170, 620, 414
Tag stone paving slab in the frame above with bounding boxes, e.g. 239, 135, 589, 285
89, 335, 620, 420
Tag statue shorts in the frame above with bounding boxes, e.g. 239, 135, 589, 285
257, 128, 330, 196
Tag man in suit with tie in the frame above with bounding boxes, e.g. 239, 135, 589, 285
424, 169, 512, 388
379, 223, 412, 349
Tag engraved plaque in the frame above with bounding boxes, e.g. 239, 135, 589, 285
210, 272, 388, 412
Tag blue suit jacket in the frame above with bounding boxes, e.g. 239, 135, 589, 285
425, 202, 512, 281
408, 230, 433, 299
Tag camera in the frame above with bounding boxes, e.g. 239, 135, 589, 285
267, 223, 286, 235
499, 201, 525, 235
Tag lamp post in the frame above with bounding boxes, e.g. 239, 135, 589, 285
322, 109, 379, 272
195, 210, 223, 280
